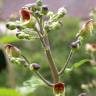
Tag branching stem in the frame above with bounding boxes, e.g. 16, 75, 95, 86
58, 50, 73, 75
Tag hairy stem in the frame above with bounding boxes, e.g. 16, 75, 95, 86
58, 50, 73, 75
36, 17, 58, 83
36, 71, 54, 87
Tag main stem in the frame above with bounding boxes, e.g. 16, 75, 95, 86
38, 17, 58, 83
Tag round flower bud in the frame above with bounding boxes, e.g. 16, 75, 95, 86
36, 0, 43, 6
6, 22, 16, 30
53, 82, 65, 95
41, 5, 49, 15
57, 7, 67, 17
70, 40, 80, 50
16, 32, 25, 39
34, 11, 42, 18
5, 44, 21, 57
29, 63, 40, 71
16, 25, 25, 30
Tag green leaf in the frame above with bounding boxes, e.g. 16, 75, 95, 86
72, 59, 89, 68
0, 36, 20, 43
17, 76, 45, 95
64, 59, 89, 74
0, 88, 21, 96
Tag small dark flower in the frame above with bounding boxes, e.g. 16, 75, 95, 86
29, 63, 40, 71
53, 82, 65, 94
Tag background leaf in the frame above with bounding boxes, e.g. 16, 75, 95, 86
0, 36, 20, 43
17, 76, 46, 96
0, 88, 21, 96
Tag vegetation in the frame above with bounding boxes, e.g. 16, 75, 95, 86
0, 0, 96, 96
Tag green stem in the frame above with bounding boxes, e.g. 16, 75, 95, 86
58, 50, 73, 75
36, 17, 58, 83
36, 71, 54, 87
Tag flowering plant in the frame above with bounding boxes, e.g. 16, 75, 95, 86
5, 0, 96, 96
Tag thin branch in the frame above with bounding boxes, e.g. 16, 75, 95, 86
58, 50, 73, 75
21, 55, 30, 65
36, 71, 54, 87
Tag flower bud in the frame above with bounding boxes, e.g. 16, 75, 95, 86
85, 43, 96, 52
34, 11, 42, 18
16, 32, 30, 40
16, 32, 25, 39
6, 22, 16, 30
78, 19, 93, 37
5, 44, 21, 57
36, 0, 43, 6
71, 40, 80, 50
47, 11, 54, 18
57, 7, 67, 17
25, 3, 39, 12
53, 82, 65, 95
16, 25, 25, 30
29, 63, 40, 71
41, 5, 49, 15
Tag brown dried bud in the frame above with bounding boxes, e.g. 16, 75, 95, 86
5, 44, 21, 57
79, 19, 93, 37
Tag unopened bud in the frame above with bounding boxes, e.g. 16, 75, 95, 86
29, 63, 40, 71
5, 44, 21, 57
36, 0, 42, 6
79, 19, 93, 37
71, 40, 80, 50
35, 11, 42, 18
53, 82, 65, 95
6, 22, 16, 30
57, 7, 67, 17
16, 32, 25, 39
41, 5, 49, 15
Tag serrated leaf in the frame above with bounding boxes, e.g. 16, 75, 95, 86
72, 59, 89, 68
0, 88, 21, 96
17, 76, 45, 95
